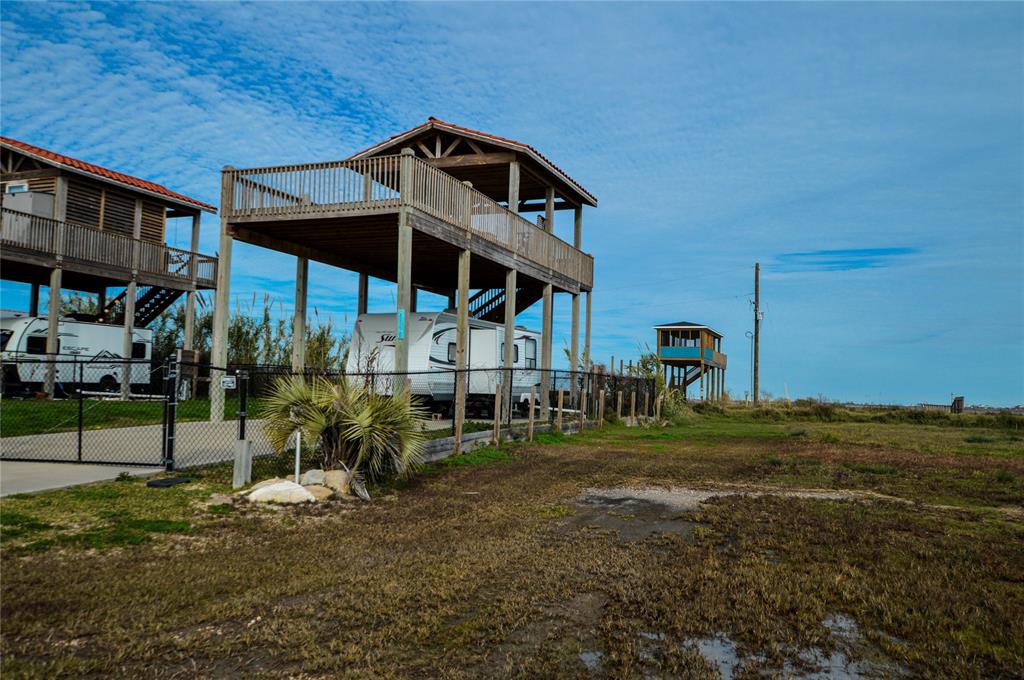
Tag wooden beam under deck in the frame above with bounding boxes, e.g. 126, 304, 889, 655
227, 206, 588, 294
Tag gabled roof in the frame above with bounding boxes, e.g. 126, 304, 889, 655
653, 321, 723, 337
349, 117, 597, 207
0, 137, 216, 213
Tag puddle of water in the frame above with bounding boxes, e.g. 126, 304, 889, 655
578, 649, 603, 671
692, 636, 738, 679
666, 614, 903, 679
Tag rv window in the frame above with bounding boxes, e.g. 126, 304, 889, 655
25, 335, 50, 355
499, 343, 520, 363
447, 342, 456, 363
0, 330, 11, 350
524, 338, 537, 369
131, 342, 147, 359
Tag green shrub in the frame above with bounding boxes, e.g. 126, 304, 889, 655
660, 391, 695, 425
692, 401, 725, 415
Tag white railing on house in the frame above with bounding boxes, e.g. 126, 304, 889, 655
1, 208, 217, 288
222, 154, 594, 288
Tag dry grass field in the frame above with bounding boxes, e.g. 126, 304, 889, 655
2, 408, 1022, 678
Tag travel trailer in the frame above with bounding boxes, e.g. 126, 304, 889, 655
346, 312, 541, 416
1, 313, 153, 394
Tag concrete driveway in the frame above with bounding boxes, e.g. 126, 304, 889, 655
0, 461, 163, 496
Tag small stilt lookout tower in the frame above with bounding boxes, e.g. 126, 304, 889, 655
655, 321, 727, 401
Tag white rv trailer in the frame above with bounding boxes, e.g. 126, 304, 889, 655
0, 313, 153, 394
346, 312, 541, 415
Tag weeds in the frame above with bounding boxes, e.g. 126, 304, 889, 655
1, 415, 1022, 677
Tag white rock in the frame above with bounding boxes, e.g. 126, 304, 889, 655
300, 469, 326, 486
305, 484, 335, 502
323, 469, 351, 495
237, 477, 284, 496
247, 481, 315, 504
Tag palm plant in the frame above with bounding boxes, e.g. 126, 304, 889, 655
261, 375, 428, 499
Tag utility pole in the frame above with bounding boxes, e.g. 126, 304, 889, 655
753, 262, 761, 404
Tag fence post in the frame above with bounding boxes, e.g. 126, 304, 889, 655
578, 372, 586, 432
528, 386, 535, 441
164, 356, 178, 471
237, 369, 248, 441
598, 389, 606, 428
630, 391, 637, 427
643, 392, 649, 425
492, 383, 502, 445
616, 390, 623, 421
556, 389, 564, 432
76, 359, 83, 462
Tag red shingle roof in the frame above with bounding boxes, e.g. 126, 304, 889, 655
350, 118, 597, 206
0, 137, 216, 213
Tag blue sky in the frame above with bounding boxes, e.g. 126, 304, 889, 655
2, 2, 1021, 405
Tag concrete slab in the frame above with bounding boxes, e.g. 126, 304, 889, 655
0, 461, 163, 496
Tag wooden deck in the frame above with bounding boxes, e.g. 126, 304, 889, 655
1, 208, 217, 291
221, 154, 594, 293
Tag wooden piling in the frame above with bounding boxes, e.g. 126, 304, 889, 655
630, 391, 637, 426
616, 390, 623, 420
492, 384, 502, 445
556, 389, 564, 432
598, 389, 606, 427
528, 386, 535, 441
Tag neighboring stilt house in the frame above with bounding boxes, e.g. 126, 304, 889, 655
210, 118, 597, 449
655, 321, 727, 401
0, 137, 218, 397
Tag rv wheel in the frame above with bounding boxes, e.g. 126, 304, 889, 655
99, 375, 118, 393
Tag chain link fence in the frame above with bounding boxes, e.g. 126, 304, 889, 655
1, 355, 657, 478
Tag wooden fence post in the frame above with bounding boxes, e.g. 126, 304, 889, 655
528, 386, 535, 441
556, 389, 564, 432
616, 391, 623, 420
578, 384, 586, 432
643, 392, 649, 424
598, 389, 606, 427
492, 384, 502, 445
630, 391, 637, 427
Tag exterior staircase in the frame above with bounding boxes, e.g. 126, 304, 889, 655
467, 286, 542, 323
100, 286, 184, 327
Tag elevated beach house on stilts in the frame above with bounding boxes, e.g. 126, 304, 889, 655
0, 137, 217, 397
210, 118, 597, 451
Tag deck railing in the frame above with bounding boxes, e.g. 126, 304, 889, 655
1, 208, 217, 288
223, 154, 594, 288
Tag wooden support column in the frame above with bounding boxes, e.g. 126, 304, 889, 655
503, 268, 517, 421
583, 290, 591, 372
96, 288, 105, 316
411, 287, 418, 313
121, 199, 143, 399
446, 291, 456, 310
508, 160, 520, 214
540, 282, 553, 417
570, 293, 580, 406
291, 256, 308, 372
539, 185, 555, 417
183, 213, 201, 350
358, 273, 369, 315
43, 175, 67, 398
210, 167, 235, 423
29, 284, 39, 317
394, 149, 414, 377
574, 206, 583, 248
453, 248, 470, 455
